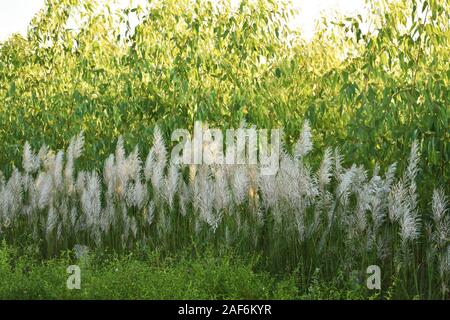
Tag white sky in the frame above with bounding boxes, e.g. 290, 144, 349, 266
0, 0, 366, 42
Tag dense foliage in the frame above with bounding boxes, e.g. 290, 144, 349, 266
0, 0, 448, 193
0, 242, 381, 299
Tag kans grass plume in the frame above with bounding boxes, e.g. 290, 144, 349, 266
0, 122, 448, 298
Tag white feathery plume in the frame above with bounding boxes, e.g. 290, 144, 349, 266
196, 168, 218, 230
205, 204, 221, 233
189, 164, 197, 186
21, 178, 35, 217
126, 146, 141, 180
70, 207, 78, 227
152, 125, 167, 165
280, 149, 316, 205
10, 167, 23, 199
355, 186, 370, 233
191, 165, 202, 214
0, 169, 23, 223
64, 156, 75, 194
38, 144, 49, 164
196, 167, 211, 218
149, 126, 167, 195
36, 172, 53, 209
52, 151, 64, 190
432, 188, 449, 249
81, 171, 101, 229
115, 136, 126, 167
73, 132, 84, 159
64, 133, 84, 194
164, 163, 179, 210
231, 165, 248, 205
312, 189, 332, 235
277, 151, 299, 205
372, 162, 380, 179
104, 154, 115, 196
439, 245, 450, 276
295, 210, 306, 242
314, 151, 335, 232
144, 149, 154, 182
41, 149, 55, 173
383, 162, 397, 193
177, 179, 189, 217
123, 147, 145, 208
299, 164, 318, 200
203, 128, 224, 165
368, 184, 385, 233
390, 160, 421, 244
213, 166, 230, 213
133, 175, 146, 210
318, 147, 333, 191
247, 165, 260, 213
399, 208, 421, 244
258, 173, 277, 210
432, 188, 448, 224
367, 162, 397, 231
388, 182, 407, 223
125, 174, 146, 209
336, 165, 356, 206
0, 172, 5, 221
401, 142, 421, 239
76, 171, 86, 195
23, 142, 40, 173
407, 179, 419, 221
405, 140, 420, 184
102, 202, 114, 232
366, 173, 382, 230
104, 154, 115, 183
351, 165, 368, 192
294, 120, 313, 159
125, 182, 136, 208
151, 160, 164, 196
334, 147, 344, 180
114, 137, 128, 198
46, 205, 57, 235
0, 187, 10, 225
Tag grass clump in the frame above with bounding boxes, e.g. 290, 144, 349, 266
0, 243, 300, 299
